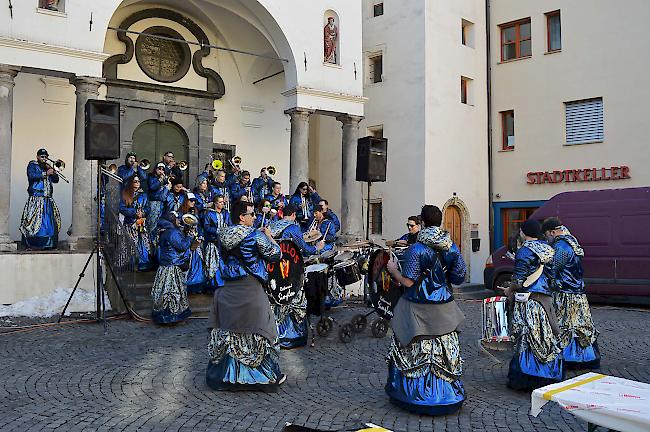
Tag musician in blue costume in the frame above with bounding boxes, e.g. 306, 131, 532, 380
117, 152, 148, 190
206, 200, 285, 391
254, 199, 279, 229
165, 178, 186, 213
119, 175, 153, 272
147, 163, 170, 245
252, 168, 274, 205
212, 169, 237, 212
506, 219, 564, 390
151, 212, 193, 324
385, 205, 467, 415
318, 199, 341, 236
396, 216, 421, 246
269, 204, 325, 349
543, 218, 600, 370
289, 182, 322, 231
193, 174, 214, 215
180, 194, 207, 294
266, 182, 288, 218
203, 195, 230, 292
230, 170, 254, 203
20, 149, 61, 249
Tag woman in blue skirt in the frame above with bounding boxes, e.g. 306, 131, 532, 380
119, 176, 153, 272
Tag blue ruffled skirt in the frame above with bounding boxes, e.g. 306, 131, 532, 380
277, 313, 308, 349
151, 265, 191, 324
563, 338, 601, 370
507, 349, 564, 391
203, 242, 224, 293
20, 196, 60, 250
186, 247, 207, 294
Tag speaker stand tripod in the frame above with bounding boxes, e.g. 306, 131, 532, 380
58, 160, 131, 326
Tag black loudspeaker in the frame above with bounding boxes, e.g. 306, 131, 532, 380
356, 136, 388, 182
85, 100, 120, 160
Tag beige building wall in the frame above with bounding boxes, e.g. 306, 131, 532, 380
490, 0, 650, 204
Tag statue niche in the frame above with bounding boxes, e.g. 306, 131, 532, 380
323, 15, 339, 64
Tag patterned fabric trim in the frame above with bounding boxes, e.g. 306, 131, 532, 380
273, 289, 307, 324
124, 224, 151, 256
221, 225, 254, 251
522, 240, 555, 264
512, 299, 562, 363
556, 227, 585, 257
387, 332, 463, 381
208, 329, 279, 368
255, 230, 281, 259
417, 227, 452, 251
151, 265, 189, 316
553, 292, 598, 348
269, 219, 294, 238
204, 242, 220, 280
19, 196, 61, 237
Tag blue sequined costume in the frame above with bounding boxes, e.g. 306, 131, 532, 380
251, 175, 274, 204
185, 223, 207, 295
20, 161, 61, 249
549, 228, 600, 369
289, 191, 322, 230
146, 175, 169, 245
117, 163, 148, 191
119, 191, 153, 272
151, 218, 192, 324
212, 173, 236, 212
203, 209, 230, 292
508, 239, 565, 390
386, 227, 467, 415
206, 224, 283, 391
265, 193, 288, 216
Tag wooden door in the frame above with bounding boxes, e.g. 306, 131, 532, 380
444, 205, 462, 251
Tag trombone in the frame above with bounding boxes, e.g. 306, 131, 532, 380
45, 157, 70, 183
139, 159, 151, 170
101, 163, 123, 183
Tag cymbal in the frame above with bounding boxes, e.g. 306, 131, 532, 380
341, 240, 372, 249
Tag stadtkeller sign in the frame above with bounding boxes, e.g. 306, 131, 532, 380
526, 166, 631, 185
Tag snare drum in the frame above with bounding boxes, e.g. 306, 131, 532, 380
304, 263, 329, 316
482, 296, 510, 342
333, 259, 362, 286
319, 249, 338, 265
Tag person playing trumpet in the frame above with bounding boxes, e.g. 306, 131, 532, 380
20, 148, 62, 250
162, 151, 183, 182
119, 175, 153, 272
117, 152, 148, 191
147, 162, 171, 245
230, 170, 254, 203
252, 167, 275, 205
289, 182, 322, 231
266, 182, 288, 218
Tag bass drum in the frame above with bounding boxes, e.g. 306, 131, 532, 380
304, 263, 329, 316
265, 240, 304, 305
368, 249, 405, 320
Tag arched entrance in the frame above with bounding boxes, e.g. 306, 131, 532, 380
132, 120, 189, 181
444, 205, 463, 251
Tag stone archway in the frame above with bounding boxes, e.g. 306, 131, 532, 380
442, 196, 471, 282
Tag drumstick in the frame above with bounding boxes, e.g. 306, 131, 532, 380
261, 212, 267, 228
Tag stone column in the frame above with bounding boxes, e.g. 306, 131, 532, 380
337, 114, 364, 239
285, 108, 314, 193
0, 65, 20, 252
68, 76, 104, 250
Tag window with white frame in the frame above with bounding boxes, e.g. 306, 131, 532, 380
39, 0, 64, 12
565, 98, 604, 145
461, 19, 474, 48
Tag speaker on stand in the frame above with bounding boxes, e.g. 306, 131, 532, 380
356, 136, 388, 240
85, 100, 120, 161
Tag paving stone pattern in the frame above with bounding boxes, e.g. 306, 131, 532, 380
0, 301, 648, 431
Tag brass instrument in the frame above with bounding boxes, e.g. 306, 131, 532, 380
45, 157, 70, 183
139, 159, 151, 170
178, 160, 188, 171
229, 156, 242, 171
101, 163, 123, 183
211, 159, 223, 171
265, 166, 276, 176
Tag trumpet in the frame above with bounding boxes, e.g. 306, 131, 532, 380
139, 159, 151, 170
264, 166, 276, 176
101, 163, 123, 183
178, 160, 188, 171
45, 157, 70, 183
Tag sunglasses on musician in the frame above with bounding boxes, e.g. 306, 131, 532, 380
406, 223, 417, 228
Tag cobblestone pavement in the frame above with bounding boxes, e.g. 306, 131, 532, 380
1, 300, 649, 432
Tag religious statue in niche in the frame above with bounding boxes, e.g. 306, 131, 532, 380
324, 17, 339, 64
39, 0, 60, 11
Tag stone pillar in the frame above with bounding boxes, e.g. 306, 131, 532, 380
337, 114, 364, 239
285, 108, 313, 193
0, 65, 20, 252
68, 76, 104, 250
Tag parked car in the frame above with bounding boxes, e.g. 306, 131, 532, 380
484, 187, 650, 304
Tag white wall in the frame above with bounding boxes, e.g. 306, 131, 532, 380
490, 0, 650, 203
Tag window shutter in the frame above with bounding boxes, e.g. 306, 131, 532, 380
565, 98, 603, 144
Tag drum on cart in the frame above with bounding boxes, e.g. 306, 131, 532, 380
304, 263, 329, 316
333, 259, 362, 287
265, 240, 304, 305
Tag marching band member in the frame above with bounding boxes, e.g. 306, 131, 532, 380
252, 168, 274, 205
212, 169, 236, 212
266, 182, 287, 218
318, 199, 340, 236
151, 212, 192, 324
119, 175, 153, 272
20, 149, 61, 250
117, 152, 148, 190
289, 182, 322, 231
193, 174, 214, 215
385, 205, 467, 415
268, 204, 324, 349
311, 206, 336, 250
147, 163, 170, 244
230, 170, 253, 203
254, 200, 279, 229
181, 194, 207, 294
206, 200, 285, 391
162, 151, 183, 182
166, 178, 186, 213
396, 216, 421, 246
542, 217, 600, 369
203, 195, 230, 292
506, 219, 564, 390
